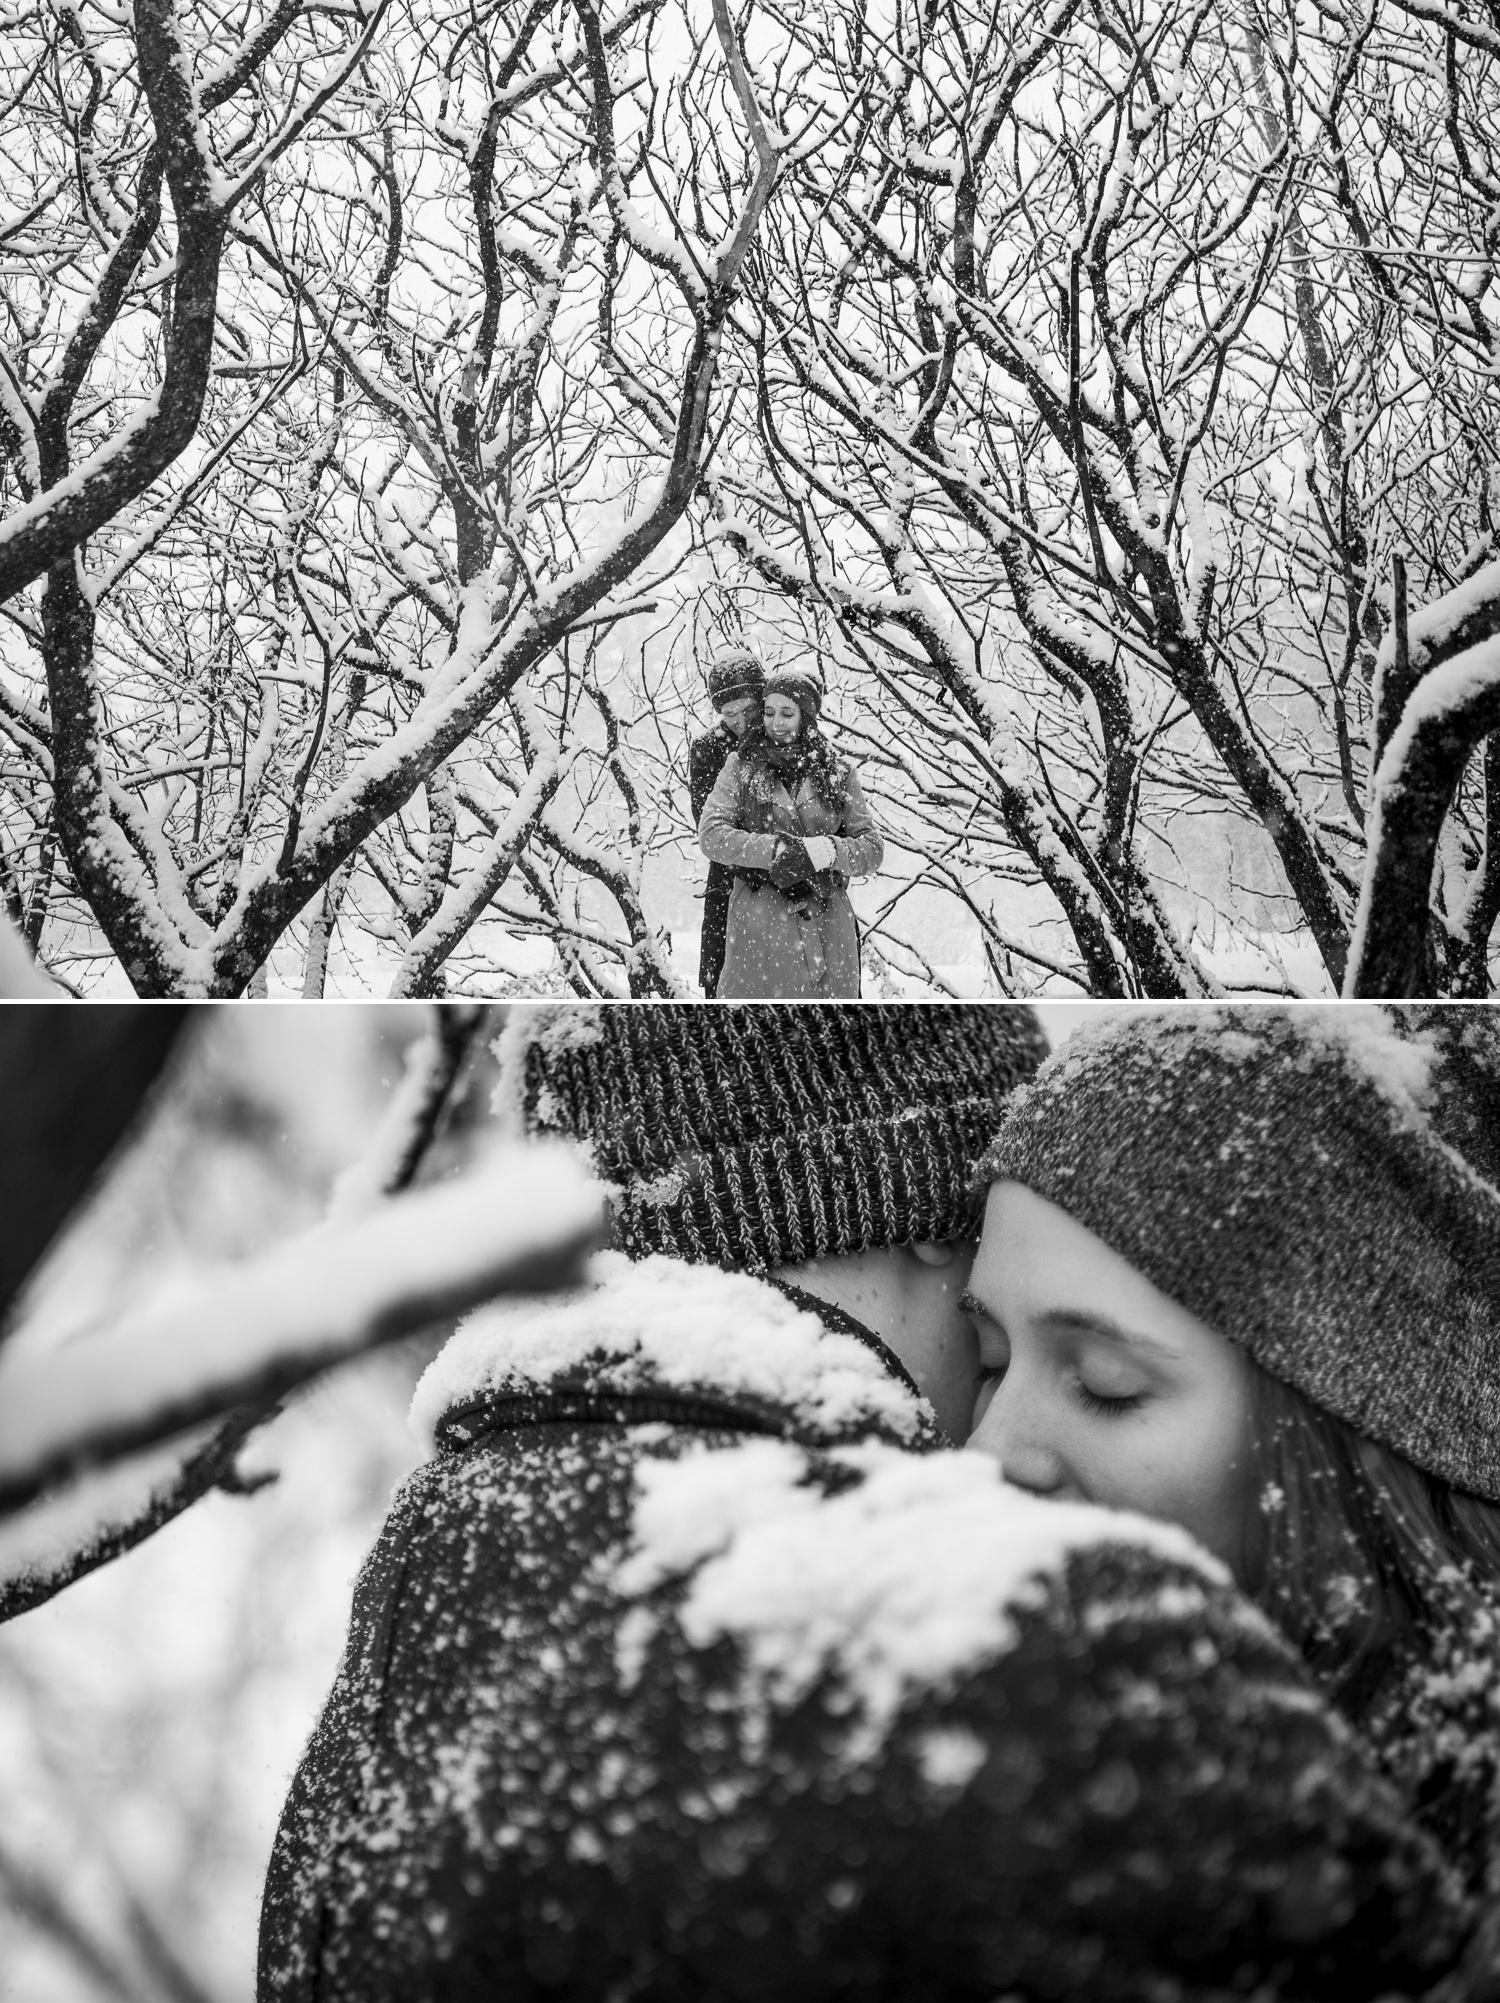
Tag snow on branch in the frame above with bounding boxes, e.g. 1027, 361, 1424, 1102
0, 0, 354, 605
0, 1415, 265, 1624
328, 1005, 491, 1215
0, 1144, 603, 1524
1346, 565, 1500, 996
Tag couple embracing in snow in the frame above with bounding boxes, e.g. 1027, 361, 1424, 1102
260, 1002, 1500, 2002
690, 653, 882, 1002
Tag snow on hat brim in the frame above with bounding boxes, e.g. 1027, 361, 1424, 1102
980, 1005, 1500, 1502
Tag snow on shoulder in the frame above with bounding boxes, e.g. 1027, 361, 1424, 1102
614, 1441, 1235, 1765
410, 1252, 929, 1449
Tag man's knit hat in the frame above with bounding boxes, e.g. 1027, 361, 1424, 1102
707, 651, 765, 706
764, 668, 823, 726
981, 1005, 1500, 1502
498, 1003, 1049, 1272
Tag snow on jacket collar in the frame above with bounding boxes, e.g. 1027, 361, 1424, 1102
411, 1252, 942, 1457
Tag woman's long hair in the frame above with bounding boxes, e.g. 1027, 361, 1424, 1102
1238, 1364, 1500, 1889
1238, 1360, 1500, 1720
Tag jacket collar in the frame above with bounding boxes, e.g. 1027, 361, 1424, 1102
414, 1253, 941, 1456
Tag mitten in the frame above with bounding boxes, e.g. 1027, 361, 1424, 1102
803, 835, 837, 873
769, 836, 814, 890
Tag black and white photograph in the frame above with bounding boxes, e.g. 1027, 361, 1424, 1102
3, 0, 1500, 1998
2, 0, 1500, 998
1, 1000, 1498, 2001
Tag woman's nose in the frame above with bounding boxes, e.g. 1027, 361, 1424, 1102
967, 1387, 1069, 1496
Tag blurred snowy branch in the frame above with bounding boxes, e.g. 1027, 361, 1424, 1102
327, 1005, 491, 1216
0, 1142, 601, 1621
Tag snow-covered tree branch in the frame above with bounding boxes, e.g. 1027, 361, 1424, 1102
0, 1005, 600, 1625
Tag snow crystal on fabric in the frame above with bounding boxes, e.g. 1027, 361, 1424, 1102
1279, 1006, 1438, 1118
490, 1005, 605, 1134
409, 1253, 927, 1447
614, 1440, 1225, 1762
913, 1726, 988, 1794
1026, 1003, 1437, 1119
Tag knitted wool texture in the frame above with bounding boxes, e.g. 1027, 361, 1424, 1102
707, 654, 765, 704
763, 668, 822, 725
981, 1005, 1500, 1502
503, 1004, 1049, 1272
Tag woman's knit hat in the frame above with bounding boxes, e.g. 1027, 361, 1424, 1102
497, 1003, 1049, 1272
980, 1005, 1500, 1501
763, 668, 823, 727
707, 651, 765, 706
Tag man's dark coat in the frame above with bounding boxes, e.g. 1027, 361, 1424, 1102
689, 721, 738, 996
258, 1263, 1470, 2003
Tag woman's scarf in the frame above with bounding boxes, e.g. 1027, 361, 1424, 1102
741, 726, 841, 805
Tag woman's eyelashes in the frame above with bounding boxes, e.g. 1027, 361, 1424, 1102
1072, 1381, 1146, 1417
970, 1353, 1149, 1418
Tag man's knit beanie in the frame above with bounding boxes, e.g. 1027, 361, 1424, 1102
497, 1003, 1049, 1272
981, 1004, 1500, 1502
707, 651, 765, 705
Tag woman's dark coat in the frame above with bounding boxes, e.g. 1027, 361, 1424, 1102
259, 1260, 1471, 2003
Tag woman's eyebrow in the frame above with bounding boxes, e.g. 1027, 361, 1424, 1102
1035, 1309, 1173, 1358
959, 1287, 997, 1325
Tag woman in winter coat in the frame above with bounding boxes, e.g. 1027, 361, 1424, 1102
698, 669, 882, 999
970, 1003, 1500, 1971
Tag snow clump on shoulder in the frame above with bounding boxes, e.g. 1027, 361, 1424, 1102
614, 1440, 1230, 1766
409, 1252, 928, 1449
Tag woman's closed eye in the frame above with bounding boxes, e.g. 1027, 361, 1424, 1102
1071, 1348, 1150, 1415
1073, 1378, 1146, 1417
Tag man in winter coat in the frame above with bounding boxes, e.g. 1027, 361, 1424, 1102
258, 1005, 1468, 2003
688, 652, 765, 997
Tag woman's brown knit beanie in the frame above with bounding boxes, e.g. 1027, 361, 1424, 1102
981, 1004, 1500, 1502
497, 1003, 1049, 1272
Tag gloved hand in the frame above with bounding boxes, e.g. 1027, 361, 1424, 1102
769, 836, 815, 890
803, 835, 837, 873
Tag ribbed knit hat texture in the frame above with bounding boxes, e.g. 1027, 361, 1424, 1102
498, 1004, 1049, 1273
981, 1005, 1500, 1502
707, 653, 765, 704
